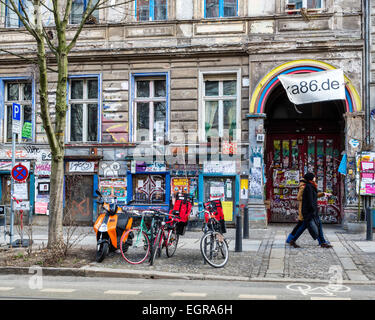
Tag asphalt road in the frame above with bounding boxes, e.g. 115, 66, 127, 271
0, 274, 374, 301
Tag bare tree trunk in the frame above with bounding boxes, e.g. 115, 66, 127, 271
46, 45, 69, 248
3, 0, 120, 248
48, 156, 65, 245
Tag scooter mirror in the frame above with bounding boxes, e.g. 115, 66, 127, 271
95, 190, 102, 197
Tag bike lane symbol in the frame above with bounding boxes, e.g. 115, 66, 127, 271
286, 283, 351, 297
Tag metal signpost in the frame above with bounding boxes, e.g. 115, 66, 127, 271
9, 103, 21, 246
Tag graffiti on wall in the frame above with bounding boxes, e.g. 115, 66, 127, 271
102, 121, 128, 143
249, 146, 264, 200
100, 161, 121, 177
345, 157, 357, 205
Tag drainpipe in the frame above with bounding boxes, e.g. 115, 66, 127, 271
364, 0, 373, 241
364, 0, 370, 145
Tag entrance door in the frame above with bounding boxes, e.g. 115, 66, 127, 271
266, 134, 341, 223
204, 176, 235, 221
64, 175, 93, 224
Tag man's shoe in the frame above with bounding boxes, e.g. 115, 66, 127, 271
320, 243, 333, 248
289, 240, 300, 248
286, 233, 294, 244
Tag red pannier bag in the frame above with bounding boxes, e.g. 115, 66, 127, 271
170, 193, 193, 235
204, 200, 226, 233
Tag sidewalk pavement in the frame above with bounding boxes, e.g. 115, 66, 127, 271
1, 223, 375, 284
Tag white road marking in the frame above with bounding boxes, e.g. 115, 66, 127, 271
311, 297, 351, 300
104, 290, 141, 295
238, 294, 277, 300
170, 292, 207, 297
40, 288, 76, 293
0, 287, 14, 291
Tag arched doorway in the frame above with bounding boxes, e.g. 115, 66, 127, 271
265, 83, 345, 223
248, 59, 362, 225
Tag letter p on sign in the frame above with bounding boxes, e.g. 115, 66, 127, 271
12, 103, 21, 134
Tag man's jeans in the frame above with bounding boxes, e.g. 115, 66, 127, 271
290, 215, 327, 245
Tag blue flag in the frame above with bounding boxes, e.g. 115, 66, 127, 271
338, 154, 347, 175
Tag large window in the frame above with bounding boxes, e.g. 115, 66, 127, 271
205, 0, 237, 18
70, 0, 99, 24
136, 0, 167, 21
200, 72, 240, 142
4, 81, 33, 143
68, 77, 99, 142
133, 76, 167, 143
5, 0, 33, 28
287, 0, 323, 9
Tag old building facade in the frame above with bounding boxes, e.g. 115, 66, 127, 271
0, 0, 365, 227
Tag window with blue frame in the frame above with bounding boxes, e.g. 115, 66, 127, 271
68, 77, 99, 142
132, 75, 168, 143
205, 0, 237, 18
136, 0, 167, 21
70, 0, 99, 24
4, 81, 33, 143
5, 0, 33, 28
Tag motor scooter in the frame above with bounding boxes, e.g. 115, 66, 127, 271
93, 190, 133, 262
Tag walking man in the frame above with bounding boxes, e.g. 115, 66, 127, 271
286, 172, 333, 248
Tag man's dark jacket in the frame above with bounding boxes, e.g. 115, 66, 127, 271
301, 181, 320, 239
301, 181, 318, 221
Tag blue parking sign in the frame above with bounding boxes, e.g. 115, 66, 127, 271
12, 103, 21, 121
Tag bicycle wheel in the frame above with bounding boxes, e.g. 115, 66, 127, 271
166, 228, 179, 258
200, 231, 229, 268
120, 228, 150, 265
150, 229, 162, 266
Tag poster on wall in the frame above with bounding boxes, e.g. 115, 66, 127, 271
35, 202, 49, 215
99, 178, 127, 202
34, 177, 50, 214
356, 152, 375, 196
203, 161, 236, 174
209, 181, 225, 201
240, 179, 248, 199
34, 161, 51, 176
285, 170, 300, 187
171, 178, 189, 194
222, 201, 233, 221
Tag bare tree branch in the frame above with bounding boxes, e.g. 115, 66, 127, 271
39, 0, 54, 13
0, 48, 58, 73
96, 0, 134, 11
66, 0, 101, 52
5, 0, 40, 40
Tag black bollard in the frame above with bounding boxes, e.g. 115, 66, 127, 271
235, 213, 242, 252
243, 207, 249, 239
366, 207, 373, 241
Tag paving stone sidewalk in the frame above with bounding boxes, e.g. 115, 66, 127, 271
1, 223, 375, 282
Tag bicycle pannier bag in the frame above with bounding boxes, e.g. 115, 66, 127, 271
171, 193, 193, 235
204, 200, 226, 233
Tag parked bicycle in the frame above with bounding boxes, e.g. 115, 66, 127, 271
149, 211, 181, 266
119, 209, 161, 265
149, 193, 194, 265
199, 200, 229, 268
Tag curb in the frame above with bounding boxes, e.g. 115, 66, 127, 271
1, 266, 374, 286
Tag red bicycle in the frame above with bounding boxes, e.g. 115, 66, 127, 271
149, 211, 181, 265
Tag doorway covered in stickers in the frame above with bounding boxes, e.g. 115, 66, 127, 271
264, 84, 345, 224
